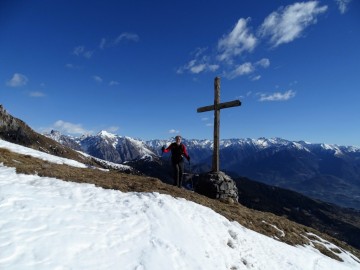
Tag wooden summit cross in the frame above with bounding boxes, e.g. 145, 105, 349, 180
197, 77, 241, 173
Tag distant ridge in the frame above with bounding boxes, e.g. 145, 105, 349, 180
45, 129, 360, 210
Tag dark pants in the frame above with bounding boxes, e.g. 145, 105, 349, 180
172, 160, 184, 188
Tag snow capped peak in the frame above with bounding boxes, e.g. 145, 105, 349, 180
50, 129, 61, 136
47, 130, 62, 141
97, 130, 117, 139
291, 141, 309, 151
320, 143, 344, 156
255, 137, 271, 148
322, 143, 334, 150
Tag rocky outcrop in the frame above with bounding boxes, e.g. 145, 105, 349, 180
194, 171, 238, 203
0, 105, 95, 166
0, 105, 32, 145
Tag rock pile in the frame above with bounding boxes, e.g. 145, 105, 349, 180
194, 171, 238, 203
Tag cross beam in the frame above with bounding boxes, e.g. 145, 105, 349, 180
197, 77, 241, 172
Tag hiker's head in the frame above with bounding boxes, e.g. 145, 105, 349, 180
175, 135, 182, 145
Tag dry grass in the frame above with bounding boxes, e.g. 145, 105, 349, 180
1, 147, 359, 261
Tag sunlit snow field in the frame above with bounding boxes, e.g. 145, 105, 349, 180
1, 139, 359, 270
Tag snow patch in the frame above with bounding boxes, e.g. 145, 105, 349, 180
0, 165, 359, 269
0, 139, 87, 168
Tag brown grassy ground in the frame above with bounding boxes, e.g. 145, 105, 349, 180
1, 147, 359, 262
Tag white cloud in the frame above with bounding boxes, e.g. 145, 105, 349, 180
73, 46, 85, 56
190, 64, 206, 74
206, 123, 213, 127
109, 81, 119, 86
177, 48, 219, 75
208, 65, 220, 72
29, 91, 45, 97
335, 0, 352, 14
83, 51, 94, 59
169, 129, 179, 134
256, 58, 270, 68
227, 62, 255, 79
93, 76, 103, 83
259, 1, 328, 47
6, 73, 28, 87
100, 33, 140, 50
259, 89, 296, 102
54, 120, 92, 135
226, 58, 270, 80
217, 18, 257, 62
201, 117, 209, 121
73, 46, 94, 58
115, 32, 139, 44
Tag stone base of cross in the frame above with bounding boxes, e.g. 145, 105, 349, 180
197, 77, 241, 172
194, 171, 239, 204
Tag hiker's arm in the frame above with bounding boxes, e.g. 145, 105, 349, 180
182, 145, 190, 160
163, 144, 173, 153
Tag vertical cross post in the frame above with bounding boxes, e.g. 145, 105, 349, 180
213, 77, 220, 172
197, 77, 241, 173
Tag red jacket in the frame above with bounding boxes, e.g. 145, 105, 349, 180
164, 143, 189, 163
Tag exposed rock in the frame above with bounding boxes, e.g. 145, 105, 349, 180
195, 171, 238, 202
0, 105, 31, 145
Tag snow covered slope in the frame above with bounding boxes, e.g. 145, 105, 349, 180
0, 140, 359, 269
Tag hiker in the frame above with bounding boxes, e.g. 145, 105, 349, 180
162, 135, 190, 188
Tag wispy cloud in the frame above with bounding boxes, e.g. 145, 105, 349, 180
169, 129, 180, 134
6, 73, 28, 87
258, 89, 296, 102
227, 62, 254, 79
258, 1, 328, 47
335, 0, 352, 14
226, 58, 270, 79
65, 63, 82, 69
256, 58, 270, 68
73, 46, 85, 56
93, 75, 103, 83
115, 32, 139, 44
177, 48, 219, 74
217, 18, 257, 63
177, 61, 219, 75
100, 32, 140, 50
177, 19, 260, 77
73, 46, 94, 59
29, 91, 45, 97
177, 2, 327, 78
109, 80, 120, 86
99, 38, 107, 49
53, 120, 92, 135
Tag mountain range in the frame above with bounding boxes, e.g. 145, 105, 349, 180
1, 104, 360, 254
45, 130, 360, 210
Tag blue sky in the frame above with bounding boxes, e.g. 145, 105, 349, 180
1, 0, 359, 146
